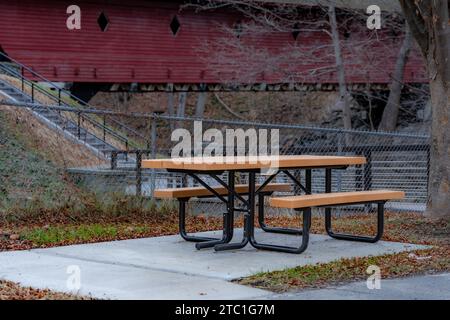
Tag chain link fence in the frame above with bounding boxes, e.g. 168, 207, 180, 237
0, 100, 430, 217
141, 115, 429, 214
57, 110, 430, 215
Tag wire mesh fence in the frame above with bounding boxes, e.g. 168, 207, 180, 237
0, 97, 430, 218
140, 115, 430, 215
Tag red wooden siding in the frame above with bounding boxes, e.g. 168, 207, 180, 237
0, 0, 428, 85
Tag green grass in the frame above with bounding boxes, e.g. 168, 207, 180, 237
22, 225, 116, 245
239, 215, 450, 292
0, 110, 166, 223
21, 224, 152, 246
239, 247, 450, 292
0, 111, 77, 211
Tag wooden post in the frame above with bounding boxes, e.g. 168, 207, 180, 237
195, 84, 207, 118
111, 151, 117, 170
166, 83, 174, 131
136, 151, 142, 196
150, 116, 157, 197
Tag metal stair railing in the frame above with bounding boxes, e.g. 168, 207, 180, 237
0, 76, 123, 158
0, 51, 148, 151
0, 63, 126, 153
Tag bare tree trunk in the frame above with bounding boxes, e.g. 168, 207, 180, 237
400, 0, 450, 218
167, 92, 175, 116
195, 89, 207, 118
378, 25, 413, 131
328, 4, 352, 143
423, 99, 432, 122
167, 85, 175, 131
214, 93, 246, 120
177, 92, 187, 117
365, 85, 375, 130
428, 63, 450, 218
177, 92, 187, 128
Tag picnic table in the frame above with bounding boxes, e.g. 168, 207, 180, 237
142, 155, 404, 254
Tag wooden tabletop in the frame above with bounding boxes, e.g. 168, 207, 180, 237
142, 155, 366, 171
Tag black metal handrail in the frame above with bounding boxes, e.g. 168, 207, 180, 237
0, 63, 130, 146
107, 149, 153, 196
0, 51, 146, 149
0, 61, 130, 144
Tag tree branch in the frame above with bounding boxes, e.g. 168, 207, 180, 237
399, 0, 430, 56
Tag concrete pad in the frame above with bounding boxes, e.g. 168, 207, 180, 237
272, 273, 450, 300
0, 250, 268, 300
19, 229, 426, 280
0, 229, 427, 299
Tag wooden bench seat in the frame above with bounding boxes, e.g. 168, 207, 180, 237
267, 189, 405, 249
269, 190, 405, 209
154, 183, 291, 199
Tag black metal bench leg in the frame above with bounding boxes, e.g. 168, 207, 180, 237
258, 168, 312, 236
214, 170, 254, 252
195, 211, 233, 249
250, 208, 311, 254
178, 199, 221, 243
325, 202, 385, 243
214, 214, 250, 251
196, 171, 236, 250
258, 193, 304, 235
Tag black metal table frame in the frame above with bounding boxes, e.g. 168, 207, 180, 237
168, 164, 379, 253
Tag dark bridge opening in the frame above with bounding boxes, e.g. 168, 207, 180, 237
70, 82, 111, 103
0, 46, 10, 62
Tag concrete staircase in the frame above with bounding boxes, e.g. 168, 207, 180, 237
0, 78, 133, 165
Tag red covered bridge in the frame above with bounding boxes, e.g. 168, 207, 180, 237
0, 0, 427, 92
